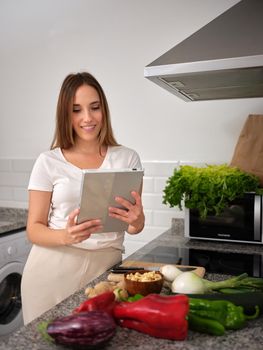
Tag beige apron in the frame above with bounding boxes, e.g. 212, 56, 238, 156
230, 114, 263, 186
21, 245, 121, 325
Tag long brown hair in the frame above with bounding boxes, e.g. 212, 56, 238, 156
50, 72, 119, 150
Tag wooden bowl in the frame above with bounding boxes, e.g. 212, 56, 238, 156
124, 270, 164, 296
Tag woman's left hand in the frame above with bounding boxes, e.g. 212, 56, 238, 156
108, 191, 145, 234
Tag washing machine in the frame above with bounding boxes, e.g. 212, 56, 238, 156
0, 230, 31, 339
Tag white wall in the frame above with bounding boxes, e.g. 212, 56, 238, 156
2, 0, 263, 161
1, 0, 263, 255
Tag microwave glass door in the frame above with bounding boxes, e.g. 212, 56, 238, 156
189, 193, 261, 242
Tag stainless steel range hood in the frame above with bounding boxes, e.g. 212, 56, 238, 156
144, 0, 263, 101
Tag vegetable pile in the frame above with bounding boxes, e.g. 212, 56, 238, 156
38, 268, 263, 345
159, 265, 263, 295
171, 271, 263, 294
159, 264, 263, 335
163, 164, 262, 219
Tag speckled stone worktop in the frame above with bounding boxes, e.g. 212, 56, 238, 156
1, 219, 263, 350
0, 207, 28, 234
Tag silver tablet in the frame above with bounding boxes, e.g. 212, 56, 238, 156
77, 168, 144, 232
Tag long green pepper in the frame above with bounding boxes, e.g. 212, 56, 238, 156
188, 313, 225, 336
188, 298, 260, 336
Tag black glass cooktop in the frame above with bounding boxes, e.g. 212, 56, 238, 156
140, 246, 263, 277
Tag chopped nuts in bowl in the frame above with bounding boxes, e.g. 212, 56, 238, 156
124, 270, 164, 296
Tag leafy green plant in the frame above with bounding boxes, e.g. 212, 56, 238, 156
163, 164, 263, 219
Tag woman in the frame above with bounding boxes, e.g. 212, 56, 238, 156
21, 72, 145, 325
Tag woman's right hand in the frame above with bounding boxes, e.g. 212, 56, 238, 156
64, 208, 103, 245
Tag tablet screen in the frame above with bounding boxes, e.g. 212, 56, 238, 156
77, 169, 144, 232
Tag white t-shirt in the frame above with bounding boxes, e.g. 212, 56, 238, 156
28, 146, 142, 250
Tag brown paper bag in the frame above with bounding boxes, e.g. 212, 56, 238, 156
230, 114, 263, 187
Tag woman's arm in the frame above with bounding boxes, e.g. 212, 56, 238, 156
26, 190, 102, 247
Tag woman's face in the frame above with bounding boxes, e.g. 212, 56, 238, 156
71, 84, 103, 144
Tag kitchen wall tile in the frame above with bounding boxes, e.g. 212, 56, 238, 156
0, 158, 33, 207
12, 159, 35, 172
0, 172, 31, 187
13, 187, 28, 202
179, 160, 220, 167
122, 240, 147, 259
144, 209, 153, 226
125, 226, 166, 243
154, 176, 169, 193
142, 161, 179, 177
0, 186, 13, 200
123, 225, 171, 258
142, 193, 176, 210
142, 176, 154, 193
0, 159, 12, 172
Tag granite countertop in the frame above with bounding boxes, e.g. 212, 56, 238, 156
0, 207, 28, 234
1, 219, 263, 350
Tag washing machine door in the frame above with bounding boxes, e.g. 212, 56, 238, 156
0, 262, 24, 337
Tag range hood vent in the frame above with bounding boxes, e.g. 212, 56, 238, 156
144, 0, 263, 101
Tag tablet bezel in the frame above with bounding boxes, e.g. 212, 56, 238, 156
77, 168, 144, 232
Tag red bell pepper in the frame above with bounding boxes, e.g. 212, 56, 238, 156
113, 293, 189, 340
73, 291, 116, 316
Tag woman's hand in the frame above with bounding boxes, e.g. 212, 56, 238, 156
64, 208, 103, 245
108, 191, 145, 234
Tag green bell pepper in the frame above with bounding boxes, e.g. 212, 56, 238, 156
189, 298, 259, 335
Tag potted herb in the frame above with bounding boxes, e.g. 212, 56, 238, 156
163, 164, 263, 219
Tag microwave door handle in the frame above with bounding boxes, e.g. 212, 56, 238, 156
254, 195, 261, 241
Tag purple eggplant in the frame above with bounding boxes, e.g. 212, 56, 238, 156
47, 310, 116, 348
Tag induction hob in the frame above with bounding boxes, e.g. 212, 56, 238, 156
140, 246, 263, 277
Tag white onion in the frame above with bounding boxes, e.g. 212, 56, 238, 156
171, 271, 205, 294
159, 264, 183, 282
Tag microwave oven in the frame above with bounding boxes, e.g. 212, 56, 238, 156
185, 192, 263, 244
